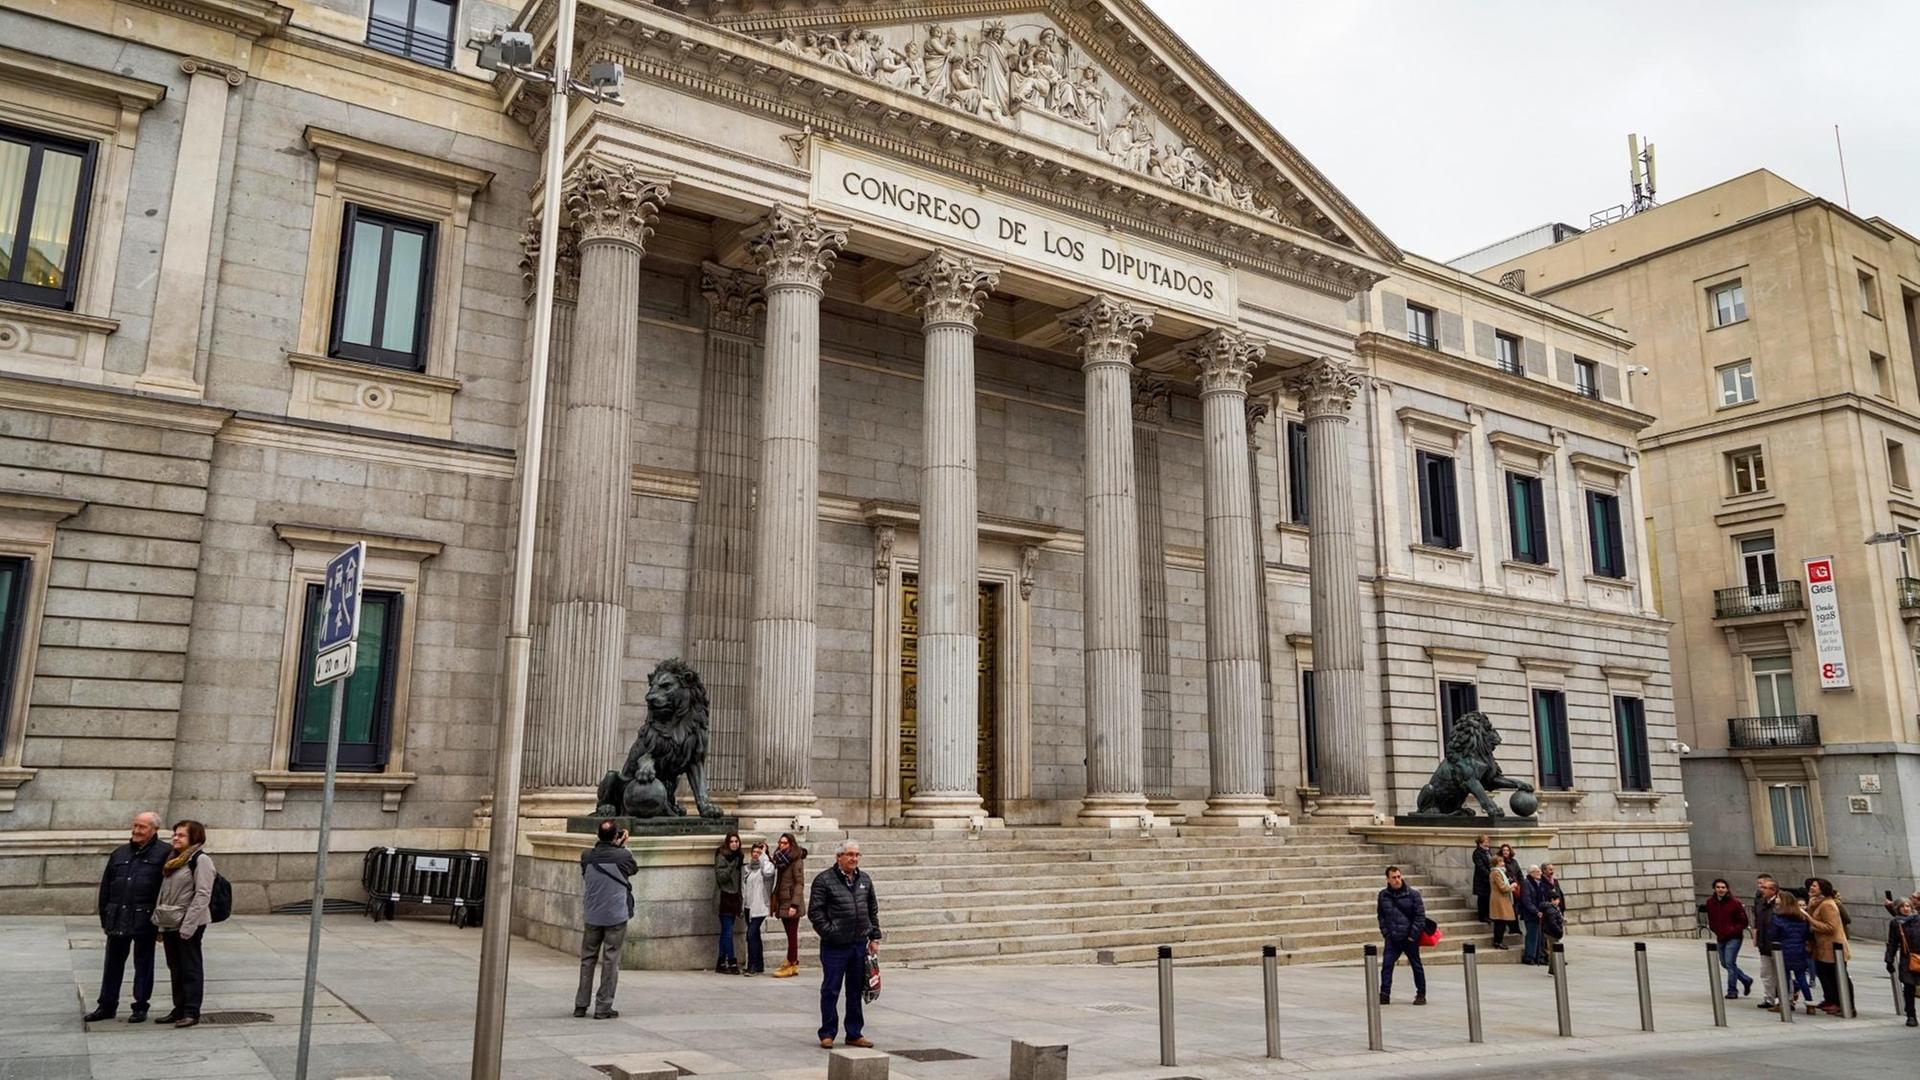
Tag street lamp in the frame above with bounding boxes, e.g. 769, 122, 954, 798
466, 7, 621, 1078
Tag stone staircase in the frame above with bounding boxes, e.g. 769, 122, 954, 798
851, 824, 1495, 968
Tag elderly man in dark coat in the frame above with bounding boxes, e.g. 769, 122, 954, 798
86, 811, 170, 1023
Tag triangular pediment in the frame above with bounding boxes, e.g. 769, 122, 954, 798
692, 0, 1399, 263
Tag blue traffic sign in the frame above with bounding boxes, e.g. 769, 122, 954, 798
317, 542, 366, 657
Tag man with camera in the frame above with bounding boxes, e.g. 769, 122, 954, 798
576, 819, 638, 1019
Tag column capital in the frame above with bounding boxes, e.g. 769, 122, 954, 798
1284, 356, 1361, 420
899, 249, 1001, 328
1131, 370, 1171, 424
747, 205, 848, 292
564, 159, 670, 248
518, 215, 580, 305
1185, 328, 1265, 397
700, 261, 765, 337
1060, 295, 1153, 369
1245, 395, 1272, 451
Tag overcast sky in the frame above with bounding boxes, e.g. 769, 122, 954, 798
1142, 0, 1920, 261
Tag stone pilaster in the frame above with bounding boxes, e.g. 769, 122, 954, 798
1188, 330, 1269, 824
1061, 296, 1157, 827
738, 206, 847, 830
1132, 373, 1178, 820
687, 263, 765, 794
533, 162, 667, 789
1285, 356, 1373, 820
521, 216, 580, 790
1245, 395, 1280, 808
898, 250, 1001, 824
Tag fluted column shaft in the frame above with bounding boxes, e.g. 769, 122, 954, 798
1133, 375, 1177, 814
1062, 296, 1155, 825
739, 207, 847, 827
1289, 357, 1372, 813
538, 163, 666, 789
522, 217, 580, 789
1191, 330, 1268, 823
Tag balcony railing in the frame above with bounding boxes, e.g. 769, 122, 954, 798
1408, 329, 1438, 349
1728, 714, 1821, 749
1575, 383, 1601, 400
1713, 580, 1804, 619
1898, 577, 1920, 609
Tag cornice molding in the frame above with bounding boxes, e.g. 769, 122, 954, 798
0, 53, 169, 109
127, 0, 293, 39
1360, 333, 1654, 433
0, 372, 231, 435
273, 522, 445, 562
303, 127, 495, 196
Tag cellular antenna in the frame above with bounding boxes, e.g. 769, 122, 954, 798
1591, 134, 1659, 228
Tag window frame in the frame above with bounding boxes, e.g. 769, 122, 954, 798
1613, 695, 1651, 792
1751, 654, 1796, 718
0, 557, 31, 762
1415, 449, 1461, 549
0, 121, 98, 311
1532, 688, 1573, 791
327, 203, 437, 371
1506, 470, 1550, 565
1859, 269, 1881, 318
1573, 357, 1600, 399
1586, 489, 1627, 579
1406, 302, 1438, 349
1871, 352, 1893, 399
1438, 679, 1478, 746
365, 0, 458, 68
1708, 280, 1747, 328
1739, 533, 1779, 592
1728, 448, 1768, 497
1716, 360, 1756, 407
1890, 439, 1911, 491
1494, 331, 1524, 377
288, 583, 402, 771
1285, 420, 1310, 525
1767, 782, 1812, 848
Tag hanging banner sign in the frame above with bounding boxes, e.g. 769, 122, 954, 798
1804, 556, 1850, 689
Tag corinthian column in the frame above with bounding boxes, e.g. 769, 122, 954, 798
1187, 329, 1270, 824
737, 206, 847, 830
522, 216, 580, 790
1061, 296, 1158, 827
536, 162, 667, 789
899, 250, 1001, 824
1285, 356, 1374, 820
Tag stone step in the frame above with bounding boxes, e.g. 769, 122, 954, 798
857, 845, 1390, 868
881, 874, 1449, 911
879, 866, 1439, 899
849, 834, 1382, 854
881, 901, 1476, 945
904, 925, 1505, 969
885, 914, 1494, 963
884, 887, 1472, 928
857, 851, 1395, 880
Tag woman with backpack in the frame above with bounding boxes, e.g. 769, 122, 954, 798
1884, 897, 1920, 1026
152, 819, 216, 1028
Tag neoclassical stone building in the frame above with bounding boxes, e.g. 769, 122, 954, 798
0, 0, 1692, 936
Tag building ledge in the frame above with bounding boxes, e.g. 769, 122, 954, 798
1614, 791, 1663, 809
1535, 789, 1587, 810
254, 769, 416, 812
0, 766, 36, 812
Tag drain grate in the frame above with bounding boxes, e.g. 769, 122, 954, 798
893, 1048, 976, 1063
198, 1011, 275, 1026
1084, 1002, 1149, 1014
592, 1068, 691, 1078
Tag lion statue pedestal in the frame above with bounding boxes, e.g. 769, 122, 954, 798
1393, 710, 1539, 827
562, 658, 738, 838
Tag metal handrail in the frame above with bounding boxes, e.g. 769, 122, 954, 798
1712, 580, 1804, 618
1408, 329, 1438, 349
1727, 715, 1820, 749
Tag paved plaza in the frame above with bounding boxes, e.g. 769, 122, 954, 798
1, 915, 1911, 1079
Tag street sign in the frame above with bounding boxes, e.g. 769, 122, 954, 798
314, 542, 365, 686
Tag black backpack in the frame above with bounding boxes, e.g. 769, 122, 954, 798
192, 852, 233, 923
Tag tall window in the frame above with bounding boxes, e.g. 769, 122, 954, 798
1890, 439, 1911, 490
1415, 450, 1461, 548
1495, 331, 1523, 376
1506, 471, 1549, 564
1751, 655, 1795, 718
1871, 352, 1893, 399
1708, 280, 1747, 327
1286, 420, 1309, 525
1859, 270, 1881, 317
1439, 680, 1478, 744
330, 205, 435, 370
1532, 689, 1572, 790
1299, 669, 1318, 787
1728, 448, 1767, 496
366, 0, 457, 67
0, 123, 96, 310
1740, 534, 1779, 593
0, 558, 29, 753
1614, 696, 1650, 791
1768, 782, 1812, 848
1586, 490, 1626, 578
1406, 302, 1437, 349
1717, 360, 1756, 406
1573, 357, 1599, 399
291, 584, 401, 770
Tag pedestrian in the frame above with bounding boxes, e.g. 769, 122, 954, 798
85, 811, 171, 1024
771, 832, 809, 979
808, 838, 880, 1050
1487, 852, 1518, 950
1768, 889, 1815, 1010
1471, 835, 1492, 924
1752, 873, 1782, 1010
1700, 878, 1753, 998
1376, 866, 1427, 1005
1540, 862, 1566, 913
151, 820, 215, 1028
1806, 878, 1851, 1015
575, 819, 636, 1019
1885, 898, 1920, 1027
1519, 864, 1547, 966
741, 840, 776, 976
714, 831, 743, 974
1496, 843, 1518, 882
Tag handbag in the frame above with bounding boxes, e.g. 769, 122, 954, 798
1902, 922, 1920, 975
863, 951, 882, 1003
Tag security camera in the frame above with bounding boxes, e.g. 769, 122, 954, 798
1668, 740, 1692, 755
469, 28, 535, 73
1630, 365, 1651, 376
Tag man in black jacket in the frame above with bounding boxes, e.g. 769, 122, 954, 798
87, 811, 169, 1023
808, 838, 880, 1049
1471, 835, 1492, 923
1753, 873, 1781, 1010
1377, 866, 1427, 1006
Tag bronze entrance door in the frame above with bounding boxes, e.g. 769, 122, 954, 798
898, 574, 1000, 814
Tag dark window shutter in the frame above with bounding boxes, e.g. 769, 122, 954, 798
1301, 669, 1319, 787
1287, 422, 1310, 525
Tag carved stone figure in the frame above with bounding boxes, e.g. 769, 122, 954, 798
1412, 711, 1537, 819
592, 658, 723, 819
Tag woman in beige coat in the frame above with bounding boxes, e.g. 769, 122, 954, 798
1806, 878, 1851, 1015
1487, 853, 1518, 949
151, 820, 215, 1028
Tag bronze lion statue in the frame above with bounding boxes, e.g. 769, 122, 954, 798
1415, 710, 1534, 817
593, 658, 723, 819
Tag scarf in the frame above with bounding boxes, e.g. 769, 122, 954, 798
164, 844, 201, 874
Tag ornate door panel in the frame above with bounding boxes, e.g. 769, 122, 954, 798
897, 573, 1001, 813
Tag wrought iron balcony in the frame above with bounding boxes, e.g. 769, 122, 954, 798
1898, 577, 1920, 609
1713, 580, 1804, 619
1407, 329, 1438, 349
1575, 383, 1602, 400
1727, 714, 1821, 749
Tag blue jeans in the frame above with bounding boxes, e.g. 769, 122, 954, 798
746, 916, 766, 972
1523, 918, 1543, 964
1785, 960, 1813, 1003
718, 913, 737, 962
1380, 938, 1424, 997
818, 941, 868, 1040
1718, 937, 1750, 992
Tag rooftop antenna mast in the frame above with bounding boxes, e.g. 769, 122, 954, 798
1628, 133, 1657, 214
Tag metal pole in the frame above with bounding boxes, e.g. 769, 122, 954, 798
1462, 942, 1483, 1044
1362, 944, 1383, 1052
1261, 944, 1281, 1059
1835, 948, 1855, 1019
293, 678, 345, 1080
1894, 963, 1906, 1017
1633, 942, 1654, 1032
472, 2, 575, 1075
1773, 947, 1794, 1023
1550, 942, 1572, 1037
1156, 946, 1175, 1067
1705, 942, 1728, 1027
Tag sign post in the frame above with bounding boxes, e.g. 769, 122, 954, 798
1804, 556, 1850, 689
294, 541, 364, 1080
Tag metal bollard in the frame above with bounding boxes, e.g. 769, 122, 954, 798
1894, 964, 1906, 1018
1261, 944, 1282, 1060
1835, 949, 1856, 1019
1705, 942, 1728, 1027
1772, 947, 1793, 1024
1550, 942, 1573, 1037
1633, 942, 1655, 1032
1157, 945, 1176, 1066
1462, 942, 1483, 1044
1363, 943, 1384, 1052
